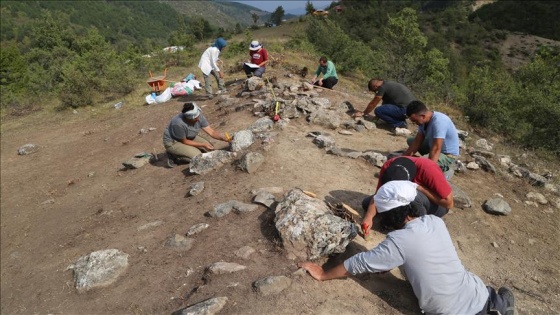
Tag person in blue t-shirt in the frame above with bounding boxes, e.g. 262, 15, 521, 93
403, 101, 460, 174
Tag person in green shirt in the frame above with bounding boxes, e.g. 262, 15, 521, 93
310, 56, 338, 89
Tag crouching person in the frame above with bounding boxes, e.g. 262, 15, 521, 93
299, 180, 516, 315
163, 102, 231, 167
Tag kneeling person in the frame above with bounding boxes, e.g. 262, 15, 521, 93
300, 180, 515, 315
163, 102, 231, 164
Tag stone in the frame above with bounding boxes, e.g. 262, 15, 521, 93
357, 119, 376, 130
483, 198, 512, 215
475, 138, 493, 151
251, 187, 284, 196
450, 183, 472, 209
253, 191, 276, 208
394, 128, 412, 136
234, 246, 256, 259
249, 117, 274, 133
361, 151, 387, 168
165, 234, 194, 249
67, 249, 128, 291
189, 182, 205, 196
206, 262, 247, 275
302, 82, 314, 90
245, 77, 264, 91
338, 130, 353, 135
253, 276, 292, 296
282, 104, 300, 119
509, 164, 549, 186
207, 200, 258, 217
187, 223, 210, 236
171, 297, 228, 315
189, 150, 237, 175
239, 152, 265, 173
137, 220, 163, 231
526, 192, 548, 205
354, 125, 366, 132
457, 130, 469, 140
122, 155, 151, 169
312, 135, 336, 149
326, 147, 363, 159
275, 189, 357, 260
231, 130, 254, 152
311, 98, 331, 109
17, 143, 40, 155
308, 109, 342, 129
466, 162, 480, 170
498, 155, 512, 167
473, 155, 496, 173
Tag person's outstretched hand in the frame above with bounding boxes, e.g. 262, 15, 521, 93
203, 143, 215, 151
298, 262, 324, 281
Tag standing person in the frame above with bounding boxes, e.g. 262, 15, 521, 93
243, 40, 269, 78
299, 180, 516, 315
310, 56, 338, 89
361, 156, 454, 235
353, 79, 415, 129
403, 100, 460, 173
163, 102, 232, 167
198, 37, 227, 99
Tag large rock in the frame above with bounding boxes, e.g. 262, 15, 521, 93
245, 77, 264, 91
275, 189, 357, 260
308, 109, 342, 129
249, 117, 274, 133
171, 297, 228, 315
253, 276, 292, 296
207, 262, 247, 275
450, 183, 472, 209
230, 130, 254, 152
207, 200, 258, 218
482, 197, 512, 215
17, 143, 40, 155
189, 150, 237, 175
239, 152, 265, 173
312, 135, 335, 149
67, 249, 129, 291
361, 151, 387, 167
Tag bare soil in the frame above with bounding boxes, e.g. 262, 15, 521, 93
1, 68, 559, 315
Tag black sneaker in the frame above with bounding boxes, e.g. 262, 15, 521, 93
498, 287, 516, 315
166, 156, 177, 168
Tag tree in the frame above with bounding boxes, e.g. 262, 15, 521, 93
270, 6, 285, 26
251, 13, 259, 25
306, 1, 315, 15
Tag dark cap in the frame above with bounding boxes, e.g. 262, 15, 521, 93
380, 157, 417, 185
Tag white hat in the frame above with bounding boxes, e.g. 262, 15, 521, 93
250, 40, 262, 51
183, 103, 201, 119
374, 180, 418, 213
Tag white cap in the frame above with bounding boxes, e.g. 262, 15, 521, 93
374, 180, 418, 213
250, 40, 262, 51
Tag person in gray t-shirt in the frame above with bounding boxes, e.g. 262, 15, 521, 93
354, 79, 415, 129
299, 181, 516, 315
163, 102, 232, 165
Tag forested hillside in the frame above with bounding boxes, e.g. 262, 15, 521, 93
1, 0, 559, 155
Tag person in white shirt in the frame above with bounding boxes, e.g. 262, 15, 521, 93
198, 38, 227, 99
299, 181, 516, 315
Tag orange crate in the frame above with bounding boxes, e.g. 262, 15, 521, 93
147, 68, 167, 94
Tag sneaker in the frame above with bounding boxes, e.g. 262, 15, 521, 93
166, 156, 177, 168
498, 287, 516, 315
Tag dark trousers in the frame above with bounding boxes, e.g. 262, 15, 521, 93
244, 64, 265, 78
314, 77, 338, 89
362, 190, 448, 218
475, 287, 507, 315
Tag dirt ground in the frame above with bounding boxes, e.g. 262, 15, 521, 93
1, 71, 559, 315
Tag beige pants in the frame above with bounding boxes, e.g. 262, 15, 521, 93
164, 136, 210, 161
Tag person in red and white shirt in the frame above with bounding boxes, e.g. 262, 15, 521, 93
243, 40, 269, 78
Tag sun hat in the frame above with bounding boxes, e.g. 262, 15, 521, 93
250, 40, 262, 51
183, 102, 201, 119
380, 157, 417, 185
374, 180, 418, 213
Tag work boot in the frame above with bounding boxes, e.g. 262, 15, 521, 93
498, 287, 516, 315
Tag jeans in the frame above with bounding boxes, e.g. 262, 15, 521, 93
374, 104, 407, 128
203, 70, 225, 96
314, 77, 338, 89
244, 64, 266, 77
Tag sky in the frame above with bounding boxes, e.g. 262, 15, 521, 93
234, 1, 334, 15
